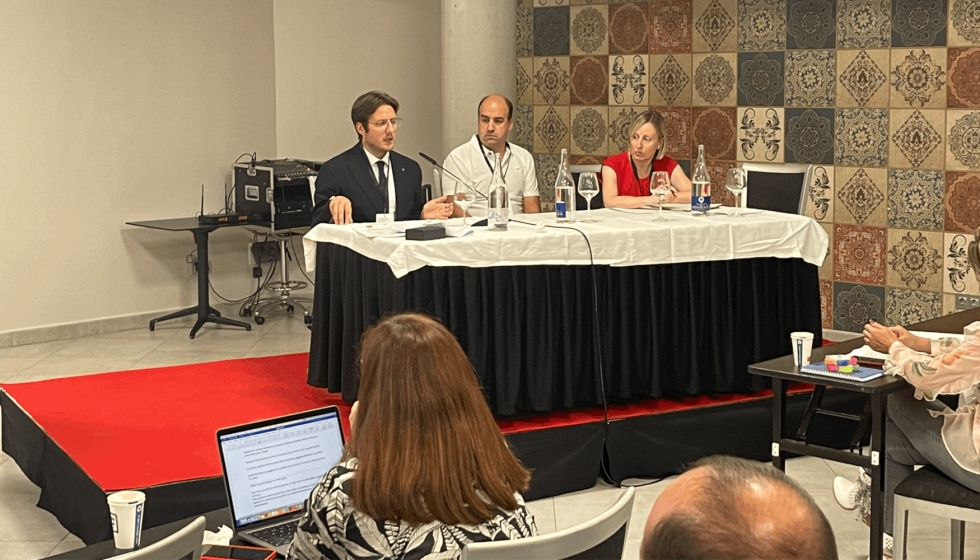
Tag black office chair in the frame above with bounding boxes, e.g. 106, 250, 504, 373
893, 466, 980, 560
570, 164, 604, 211
742, 163, 813, 215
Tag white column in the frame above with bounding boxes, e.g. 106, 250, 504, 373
441, 0, 516, 156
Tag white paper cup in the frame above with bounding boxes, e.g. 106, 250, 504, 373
790, 332, 814, 366
108, 490, 146, 549
375, 213, 394, 229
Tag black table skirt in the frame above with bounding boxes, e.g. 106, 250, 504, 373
308, 243, 822, 416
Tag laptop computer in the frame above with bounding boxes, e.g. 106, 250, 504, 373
216, 406, 345, 555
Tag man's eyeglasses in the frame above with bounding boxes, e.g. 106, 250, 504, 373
369, 118, 402, 129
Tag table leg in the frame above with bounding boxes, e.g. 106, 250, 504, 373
869, 391, 886, 559
772, 378, 786, 471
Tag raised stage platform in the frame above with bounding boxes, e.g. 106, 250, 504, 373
0, 352, 864, 545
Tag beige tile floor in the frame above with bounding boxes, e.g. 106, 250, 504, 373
0, 310, 974, 559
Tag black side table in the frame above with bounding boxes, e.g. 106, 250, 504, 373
127, 218, 253, 339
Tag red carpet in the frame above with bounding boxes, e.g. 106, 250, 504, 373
2, 353, 809, 492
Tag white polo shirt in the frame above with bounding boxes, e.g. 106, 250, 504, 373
442, 135, 539, 218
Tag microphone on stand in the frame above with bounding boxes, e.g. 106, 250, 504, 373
418, 152, 488, 201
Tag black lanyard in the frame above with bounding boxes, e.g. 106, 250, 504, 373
630, 155, 654, 195
479, 137, 511, 181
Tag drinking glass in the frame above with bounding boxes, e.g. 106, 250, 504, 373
577, 172, 600, 222
454, 181, 477, 226
651, 171, 672, 222
726, 167, 746, 218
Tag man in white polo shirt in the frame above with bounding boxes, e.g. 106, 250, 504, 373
442, 95, 540, 219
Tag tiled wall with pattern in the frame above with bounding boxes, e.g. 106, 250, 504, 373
514, 0, 980, 332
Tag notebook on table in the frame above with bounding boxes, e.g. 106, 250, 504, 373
216, 406, 345, 555
799, 362, 885, 382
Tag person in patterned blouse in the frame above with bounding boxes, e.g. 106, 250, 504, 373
288, 313, 537, 560
833, 227, 980, 556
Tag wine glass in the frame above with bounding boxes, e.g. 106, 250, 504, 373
726, 167, 746, 218
454, 181, 477, 226
577, 172, 600, 222
651, 171, 672, 222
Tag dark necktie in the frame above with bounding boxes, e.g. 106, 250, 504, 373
376, 161, 388, 213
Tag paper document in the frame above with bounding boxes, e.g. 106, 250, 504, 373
353, 224, 406, 239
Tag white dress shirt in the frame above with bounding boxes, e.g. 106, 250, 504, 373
442, 136, 538, 218
363, 147, 396, 217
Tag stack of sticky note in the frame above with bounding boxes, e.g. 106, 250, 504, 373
824, 354, 859, 373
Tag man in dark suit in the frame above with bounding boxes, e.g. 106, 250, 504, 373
313, 91, 453, 224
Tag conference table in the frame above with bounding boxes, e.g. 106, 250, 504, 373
304, 207, 829, 416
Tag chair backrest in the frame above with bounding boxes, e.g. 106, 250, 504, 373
111, 516, 206, 560
742, 163, 813, 215
570, 164, 605, 211
461, 486, 635, 560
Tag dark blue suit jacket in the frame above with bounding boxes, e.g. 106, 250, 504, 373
312, 143, 425, 225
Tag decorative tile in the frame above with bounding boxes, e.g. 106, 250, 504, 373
738, 0, 787, 51
806, 164, 834, 222
837, 0, 892, 49
820, 279, 833, 328
945, 172, 980, 232
608, 106, 643, 152
833, 282, 886, 332
835, 108, 889, 167
836, 166, 888, 226
533, 105, 570, 154
943, 231, 980, 294
737, 107, 785, 162
737, 52, 785, 106
837, 49, 890, 108
653, 106, 694, 160
785, 108, 835, 164
949, 0, 980, 46
890, 48, 947, 108
887, 228, 944, 290
946, 110, 980, 170
947, 48, 980, 108
517, 58, 533, 105
608, 2, 649, 54
533, 57, 571, 105
891, 0, 947, 47
943, 293, 960, 314
609, 54, 649, 105
787, 0, 836, 49
834, 225, 887, 284
650, 0, 693, 54
570, 56, 609, 105
693, 53, 737, 106
886, 288, 943, 325
570, 106, 609, 156
534, 153, 561, 210
692, 107, 737, 160
518, 8, 534, 58
693, 0, 738, 52
785, 50, 836, 107
707, 160, 738, 206
534, 7, 570, 56
819, 223, 834, 280
514, 105, 534, 151
570, 5, 609, 56
889, 109, 945, 169
888, 169, 945, 229
649, 54, 693, 106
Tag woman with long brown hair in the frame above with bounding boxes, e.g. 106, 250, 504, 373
288, 313, 536, 559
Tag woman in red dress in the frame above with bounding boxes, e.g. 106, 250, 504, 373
601, 110, 692, 209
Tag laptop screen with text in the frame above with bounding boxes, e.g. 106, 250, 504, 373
218, 410, 344, 527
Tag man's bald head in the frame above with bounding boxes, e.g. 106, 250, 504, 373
641, 456, 837, 560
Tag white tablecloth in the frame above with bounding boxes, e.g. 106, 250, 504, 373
303, 207, 828, 278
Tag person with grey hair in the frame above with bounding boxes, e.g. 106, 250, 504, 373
832, 227, 980, 558
642, 455, 838, 560
312, 91, 453, 225
601, 110, 692, 209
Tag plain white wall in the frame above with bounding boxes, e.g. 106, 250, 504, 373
273, 0, 442, 168
0, 0, 277, 332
